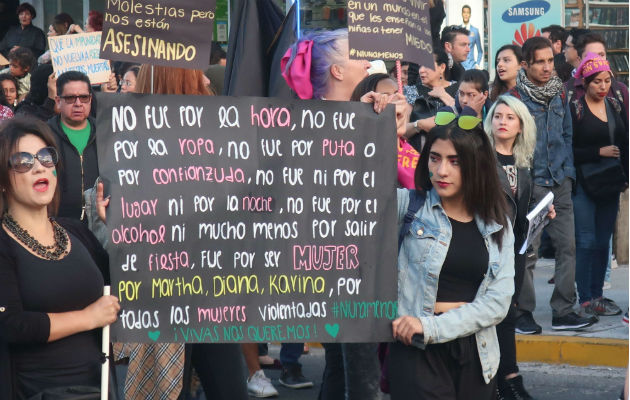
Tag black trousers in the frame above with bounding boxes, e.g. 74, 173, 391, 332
179, 343, 248, 400
319, 343, 381, 400
387, 336, 496, 400
496, 251, 527, 378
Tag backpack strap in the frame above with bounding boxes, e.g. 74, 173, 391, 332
571, 98, 583, 122
608, 96, 622, 115
398, 189, 426, 252
612, 80, 625, 105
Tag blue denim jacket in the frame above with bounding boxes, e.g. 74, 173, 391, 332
397, 189, 515, 383
511, 88, 575, 186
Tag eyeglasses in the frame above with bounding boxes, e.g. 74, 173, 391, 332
120, 79, 133, 87
434, 110, 482, 130
9, 147, 58, 173
59, 94, 91, 104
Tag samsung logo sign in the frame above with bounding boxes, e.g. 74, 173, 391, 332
502, 1, 550, 22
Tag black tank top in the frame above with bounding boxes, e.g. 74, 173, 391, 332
11, 232, 103, 399
436, 217, 488, 302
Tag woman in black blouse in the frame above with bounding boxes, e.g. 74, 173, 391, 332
0, 3, 46, 59
570, 53, 628, 319
0, 117, 119, 399
484, 95, 551, 399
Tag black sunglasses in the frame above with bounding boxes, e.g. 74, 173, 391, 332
9, 147, 59, 173
59, 94, 91, 104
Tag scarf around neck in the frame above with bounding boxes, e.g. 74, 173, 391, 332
516, 68, 563, 105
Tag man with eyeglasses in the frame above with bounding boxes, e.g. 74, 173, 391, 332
47, 70, 98, 221
563, 28, 589, 76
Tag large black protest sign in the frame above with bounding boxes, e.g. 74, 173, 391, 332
347, 0, 433, 68
96, 93, 399, 343
100, 0, 216, 69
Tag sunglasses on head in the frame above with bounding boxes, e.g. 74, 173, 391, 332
9, 147, 58, 173
434, 107, 482, 130
59, 94, 91, 104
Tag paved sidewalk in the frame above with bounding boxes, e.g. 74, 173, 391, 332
515, 259, 628, 367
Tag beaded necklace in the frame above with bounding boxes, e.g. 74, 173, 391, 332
2, 214, 69, 260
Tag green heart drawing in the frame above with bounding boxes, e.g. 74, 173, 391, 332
148, 330, 161, 342
325, 323, 340, 338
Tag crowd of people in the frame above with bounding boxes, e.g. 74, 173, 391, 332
0, 2, 628, 400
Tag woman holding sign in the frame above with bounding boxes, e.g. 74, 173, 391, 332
283, 28, 412, 400
0, 117, 119, 399
102, 65, 249, 400
390, 107, 514, 399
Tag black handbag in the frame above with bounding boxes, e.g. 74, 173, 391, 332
578, 100, 627, 199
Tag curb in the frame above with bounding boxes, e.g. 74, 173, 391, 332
307, 336, 629, 368
516, 335, 629, 367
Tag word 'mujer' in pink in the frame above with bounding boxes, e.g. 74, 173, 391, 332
293, 244, 359, 271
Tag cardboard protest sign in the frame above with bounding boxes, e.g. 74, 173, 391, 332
347, 0, 433, 68
48, 32, 111, 84
96, 93, 399, 343
100, 0, 216, 69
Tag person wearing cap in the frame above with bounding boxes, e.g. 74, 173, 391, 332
570, 52, 628, 319
565, 32, 629, 119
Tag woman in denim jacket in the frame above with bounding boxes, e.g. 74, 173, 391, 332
389, 108, 515, 399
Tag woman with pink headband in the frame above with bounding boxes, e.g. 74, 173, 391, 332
571, 52, 628, 320
282, 29, 409, 400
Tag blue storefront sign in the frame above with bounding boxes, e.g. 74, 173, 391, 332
488, 0, 563, 79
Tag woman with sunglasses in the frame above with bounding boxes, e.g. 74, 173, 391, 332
389, 107, 514, 399
0, 117, 119, 399
484, 95, 549, 399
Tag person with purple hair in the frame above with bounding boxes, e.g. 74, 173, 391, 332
282, 29, 372, 395
282, 28, 409, 400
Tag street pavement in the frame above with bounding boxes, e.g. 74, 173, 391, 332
528, 258, 628, 340
260, 346, 626, 400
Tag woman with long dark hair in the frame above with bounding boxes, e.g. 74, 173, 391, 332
570, 53, 628, 318
0, 118, 119, 399
0, 74, 19, 110
490, 45, 523, 102
389, 107, 514, 399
